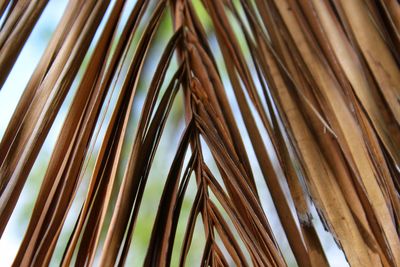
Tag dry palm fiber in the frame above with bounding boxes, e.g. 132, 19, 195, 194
0, 0, 399, 266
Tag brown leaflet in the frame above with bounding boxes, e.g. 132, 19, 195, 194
270, 0, 399, 264
335, 0, 400, 123
14, 1, 151, 266
144, 121, 194, 266
8, 1, 122, 266
0, 0, 81, 171
227, 4, 328, 266
96, 6, 187, 263
0, 0, 109, 239
207, 200, 248, 266
172, 0, 257, 193
171, 2, 287, 264
0, 0, 49, 88
242, 1, 384, 266
0, 0, 13, 19
200, 1, 313, 265
1, 0, 399, 266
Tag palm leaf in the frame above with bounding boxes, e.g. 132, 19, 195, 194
0, 0, 399, 266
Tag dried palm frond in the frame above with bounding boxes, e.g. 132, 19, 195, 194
0, 0, 399, 266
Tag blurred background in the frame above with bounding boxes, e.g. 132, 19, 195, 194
0, 1, 348, 266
